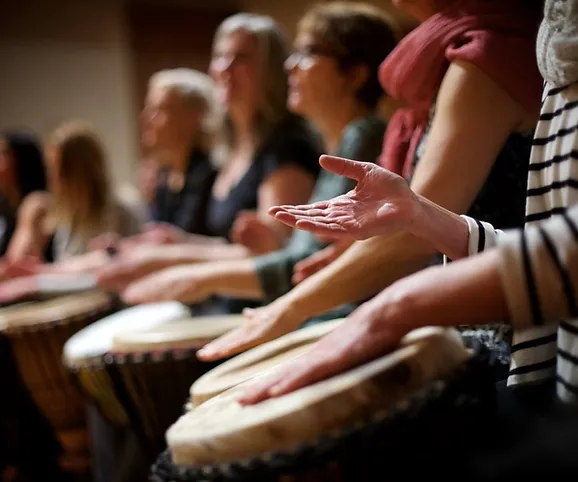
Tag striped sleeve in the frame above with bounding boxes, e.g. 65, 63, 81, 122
460, 215, 503, 255
497, 205, 578, 330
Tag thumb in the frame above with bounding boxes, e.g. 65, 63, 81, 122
319, 155, 371, 182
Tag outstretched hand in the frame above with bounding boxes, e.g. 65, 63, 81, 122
270, 155, 420, 240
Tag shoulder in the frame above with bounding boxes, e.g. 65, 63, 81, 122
258, 115, 322, 176
17, 191, 52, 222
337, 116, 387, 163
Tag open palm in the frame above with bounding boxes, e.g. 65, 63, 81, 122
270, 155, 419, 240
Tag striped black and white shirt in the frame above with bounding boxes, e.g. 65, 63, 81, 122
462, 82, 578, 402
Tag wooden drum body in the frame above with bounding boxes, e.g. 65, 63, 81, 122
151, 327, 497, 482
0, 291, 116, 475
105, 315, 244, 459
63, 301, 192, 427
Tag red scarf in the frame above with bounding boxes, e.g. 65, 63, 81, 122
378, 0, 543, 178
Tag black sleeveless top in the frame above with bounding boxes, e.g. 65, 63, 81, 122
203, 115, 321, 240
0, 195, 16, 256
153, 150, 217, 235
192, 115, 321, 316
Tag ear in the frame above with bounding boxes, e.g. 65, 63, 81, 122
345, 64, 370, 96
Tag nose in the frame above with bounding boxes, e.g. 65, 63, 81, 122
284, 53, 300, 73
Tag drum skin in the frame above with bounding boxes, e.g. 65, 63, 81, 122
150, 328, 498, 482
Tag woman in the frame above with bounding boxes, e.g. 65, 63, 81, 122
98, 2, 398, 322
128, 14, 320, 259
123, 0, 544, 368
6, 121, 142, 267
0, 132, 47, 258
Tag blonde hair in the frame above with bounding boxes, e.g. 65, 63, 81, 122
148, 68, 221, 153
213, 13, 290, 152
48, 121, 111, 237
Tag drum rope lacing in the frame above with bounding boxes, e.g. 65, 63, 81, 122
151, 339, 498, 482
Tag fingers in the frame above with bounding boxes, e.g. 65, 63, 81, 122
319, 155, 372, 182
237, 350, 342, 405
292, 249, 335, 284
273, 212, 347, 237
197, 325, 263, 361
120, 276, 159, 305
268, 201, 330, 218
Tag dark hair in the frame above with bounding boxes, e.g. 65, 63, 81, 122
1, 131, 47, 201
298, 2, 400, 109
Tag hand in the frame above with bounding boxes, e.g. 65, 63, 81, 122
1, 257, 42, 279
238, 291, 412, 405
292, 239, 354, 284
96, 246, 180, 292
197, 300, 305, 361
88, 232, 120, 252
139, 222, 189, 245
120, 264, 214, 305
0, 276, 38, 304
231, 211, 283, 255
270, 155, 421, 240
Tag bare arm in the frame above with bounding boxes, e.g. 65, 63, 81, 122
270, 60, 533, 321
172, 165, 316, 260
6, 192, 53, 261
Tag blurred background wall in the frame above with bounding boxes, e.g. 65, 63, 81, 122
0, 0, 414, 188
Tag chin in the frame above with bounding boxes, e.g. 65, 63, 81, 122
287, 95, 305, 115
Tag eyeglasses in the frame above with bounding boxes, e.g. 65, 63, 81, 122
286, 45, 341, 67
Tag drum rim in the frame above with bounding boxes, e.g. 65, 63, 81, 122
62, 301, 192, 367
153, 339, 495, 481
0, 291, 114, 333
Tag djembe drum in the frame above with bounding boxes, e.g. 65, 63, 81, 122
104, 314, 244, 460
0, 290, 115, 476
190, 318, 345, 407
151, 327, 497, 482
63, 301, 192, 427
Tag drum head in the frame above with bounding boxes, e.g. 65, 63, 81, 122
166, 327, 472, 466
63, 301, 191, 367
110, 314, 245, 353
0, 290, 112, 331
191, 318, 345, 407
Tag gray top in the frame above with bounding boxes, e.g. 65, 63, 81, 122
53, 198, 143, 260
254, 116, 386, 302
537, 0, 578, 87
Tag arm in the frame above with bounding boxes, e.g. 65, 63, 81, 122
6, 192, 53, 261
256, 165, 316, 241
238, 205, 578, 402
266, 60, 531, 322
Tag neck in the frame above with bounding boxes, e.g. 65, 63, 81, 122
163, 141, 195, 176
313, 100, 372, 154
229, 107, 256, 150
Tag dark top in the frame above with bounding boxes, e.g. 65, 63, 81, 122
255, 116, 387, 303
190, 115, 321, 316
412, 120, 531, 232
0, 194, 16, 256
152, 149, 217, 235
203, 115, 321, 240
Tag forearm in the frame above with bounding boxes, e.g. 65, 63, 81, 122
280, 231, 437, 321
203, 258, 265, 300
372, 249, 510, 334
158, 243, 252, 263
412, 195, 470, 260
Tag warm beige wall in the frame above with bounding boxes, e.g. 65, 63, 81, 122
0, 0, 139, 186
0, 0, 413, 190
239, 0, 416, 37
